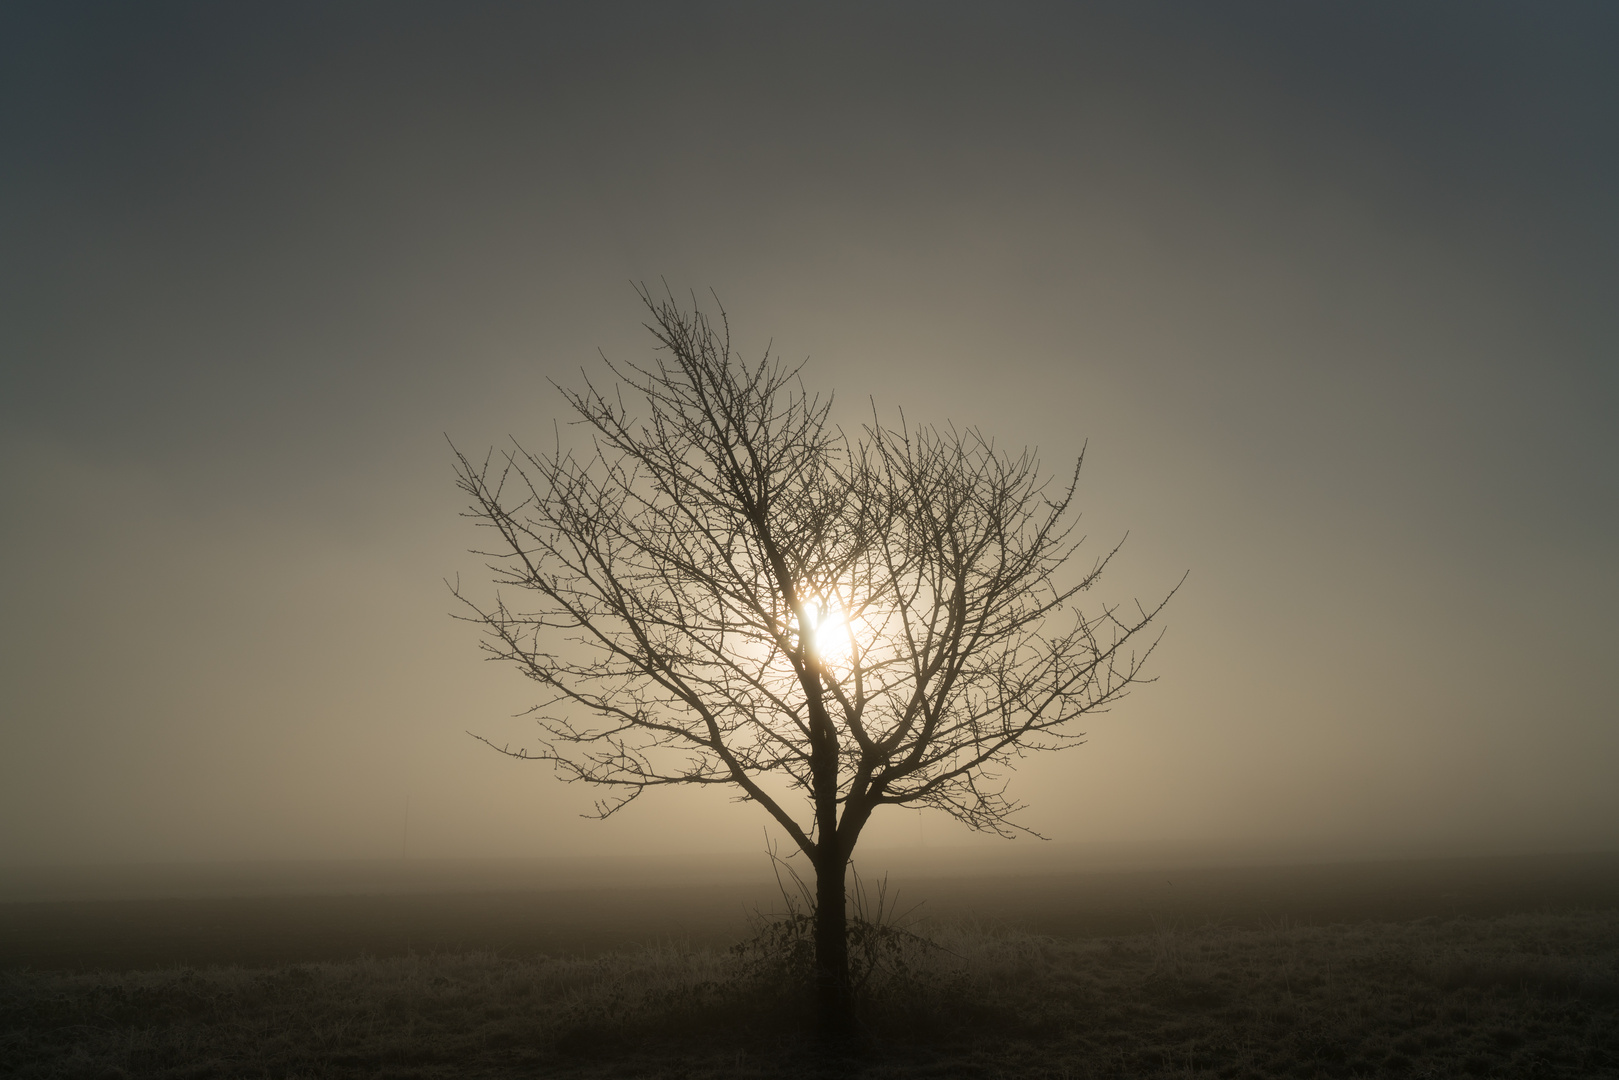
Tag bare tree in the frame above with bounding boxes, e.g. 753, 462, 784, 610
451, 289, 1175, 1039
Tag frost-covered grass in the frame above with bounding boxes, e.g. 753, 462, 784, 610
3, 909, 1617, 1078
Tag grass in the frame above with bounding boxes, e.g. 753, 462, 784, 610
3, 909, 1617, 1078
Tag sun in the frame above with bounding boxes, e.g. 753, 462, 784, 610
804, 601, 854, 665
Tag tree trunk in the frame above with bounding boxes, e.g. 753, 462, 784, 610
813, 841, 854, 1043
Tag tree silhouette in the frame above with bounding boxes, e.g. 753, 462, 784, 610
451, 289, 1175, 1039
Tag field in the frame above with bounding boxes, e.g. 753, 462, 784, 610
3, 852, 1617, 1078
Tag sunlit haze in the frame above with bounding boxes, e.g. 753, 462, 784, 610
1, 2, 1615, 872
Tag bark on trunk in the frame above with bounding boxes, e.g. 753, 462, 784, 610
813, 843, 854, 1043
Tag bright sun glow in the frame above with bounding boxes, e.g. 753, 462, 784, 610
805, 602, 854, 664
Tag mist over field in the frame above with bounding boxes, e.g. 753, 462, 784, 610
2, 2, 1616, 874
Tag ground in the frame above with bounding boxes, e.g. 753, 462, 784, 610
3, 853, 1617, 1078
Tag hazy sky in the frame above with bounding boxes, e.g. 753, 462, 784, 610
3, 2, 1615, 867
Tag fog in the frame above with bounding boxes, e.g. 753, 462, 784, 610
2, 2, 1615, 872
